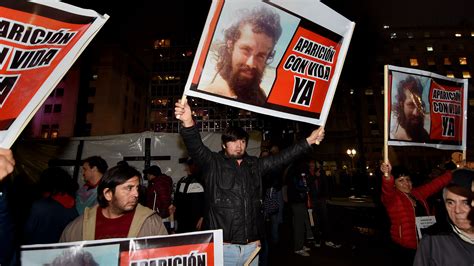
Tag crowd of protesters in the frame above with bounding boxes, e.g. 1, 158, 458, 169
0, 137, 473, 266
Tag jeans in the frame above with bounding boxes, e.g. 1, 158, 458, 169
223, 242, 259, 266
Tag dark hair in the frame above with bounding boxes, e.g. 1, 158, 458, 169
39, 167, 78, 197
116, 160, 129, 167
82, 156, 108, 174
97, 165, 141, 208
391, 165, 410, 180
216, 6, 282, 73
394, 76, 425, 120
221, 126, 249, 145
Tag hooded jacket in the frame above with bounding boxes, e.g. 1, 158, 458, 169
180, 125, 311, 244
381, 171, 452, 249
59, 204, 167, 242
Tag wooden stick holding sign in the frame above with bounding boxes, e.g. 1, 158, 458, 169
244, 246, 261, 266
383, 65, 389, 174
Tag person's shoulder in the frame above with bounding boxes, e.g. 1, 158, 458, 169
59, 214, 84, 242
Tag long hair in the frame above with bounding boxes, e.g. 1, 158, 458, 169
216, 6, 282, 74
97, 165, 141, 208
394, 76, 425, 123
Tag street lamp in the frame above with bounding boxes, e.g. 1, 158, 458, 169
346, 148, 357, 195
346, 148, 357, 171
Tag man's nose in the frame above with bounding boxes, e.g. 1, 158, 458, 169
132, 188, 139, 198
245, 55, 256, 68
454, 203, 463, 213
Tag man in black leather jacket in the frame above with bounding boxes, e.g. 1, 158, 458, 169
175, 99, 324, 265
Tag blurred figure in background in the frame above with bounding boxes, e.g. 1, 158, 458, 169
76, 156, 108, 215
24, 167, 79, 244
174, 158, 205, 233
143, 165, 173, 232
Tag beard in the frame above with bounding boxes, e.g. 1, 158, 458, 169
399, 114, 427, 141
221, 61, 264, 102
226, 153, 245, 160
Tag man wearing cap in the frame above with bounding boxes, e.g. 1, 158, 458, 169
414, 168, 474, 265
143, 165, 173, 220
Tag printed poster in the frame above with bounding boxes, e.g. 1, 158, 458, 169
184, 0, 355, 125
0, 0, 109, 148
386, 65, 468, 150
21, 230, 224, 266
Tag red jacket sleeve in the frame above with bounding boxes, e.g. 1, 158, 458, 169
412, 171, 452, 200
381, 175, 397, 207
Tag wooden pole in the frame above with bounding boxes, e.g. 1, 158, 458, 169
383, 65, 389, 165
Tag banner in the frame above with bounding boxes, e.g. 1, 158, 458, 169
184, 0, 355, 125
0, 0, 109, 148
386, 65, 468, 150
21, 230, 224, 266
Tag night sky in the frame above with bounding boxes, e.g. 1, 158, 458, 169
62, 0, 474, 89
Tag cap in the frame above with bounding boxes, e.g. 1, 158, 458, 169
447, 168, 474, 197
143, 165, 162, 176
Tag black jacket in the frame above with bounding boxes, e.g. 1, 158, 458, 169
181, 126, 311, 244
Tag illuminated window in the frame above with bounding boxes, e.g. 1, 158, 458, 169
443, 57, 451, 65
426, 46, 433, 52
471, 32, 474, 37
427, 58, 436, 65
446, 71, 455, 78
462, 71, 471, 78
51, 125, 59, 139
459, 57, 467, 65
409, 58, 419, 66
41, 124, 49, 139
153, 39, 171, 49
455, 33, 462, 37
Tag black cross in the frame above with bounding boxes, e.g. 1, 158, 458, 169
48, 138, 188, 180
123, 138, 171, 171
48, 140, 85, 181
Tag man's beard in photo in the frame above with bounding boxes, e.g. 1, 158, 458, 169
399, 113, 426, 141
221, 61, 263, 102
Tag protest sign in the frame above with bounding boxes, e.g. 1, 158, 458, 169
0, 0, 108, 148
21, 230, 223, 266
385, 65, 468, 150
184, 0, 355, 125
